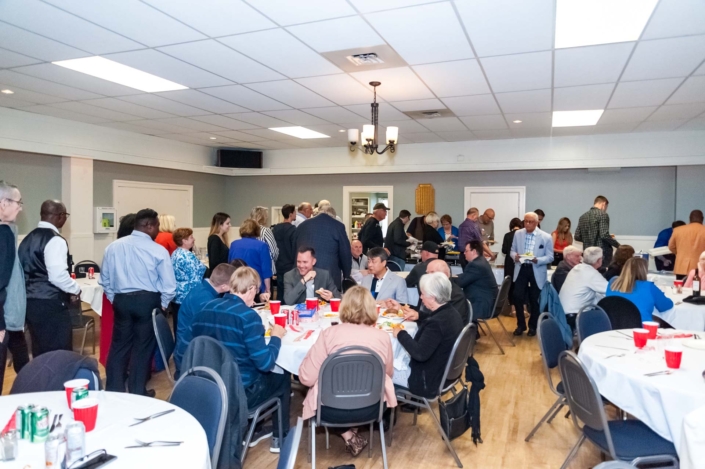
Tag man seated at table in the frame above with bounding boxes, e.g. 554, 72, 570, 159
559, 247, 608, 330
191, 267, 289, 452
283, 246, 340, 305
552, 245, 583, 293
173, 263, 236, 377
405, 241, 439, 288
361, 247, 408, 303
453, 240, 498, 321
350, 239, 368, 283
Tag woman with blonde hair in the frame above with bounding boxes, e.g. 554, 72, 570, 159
551, 217, 572, 265
606, 257, 673, 322
155, 214, 177, 255
250, 206, 279, 276
422, 211, 444, 244
299, 286, 396, 456
207, 212, 231, 275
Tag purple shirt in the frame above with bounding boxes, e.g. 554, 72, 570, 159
458, 218, 482, 252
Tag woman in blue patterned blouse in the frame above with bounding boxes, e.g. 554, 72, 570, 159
170, 227, 206, 334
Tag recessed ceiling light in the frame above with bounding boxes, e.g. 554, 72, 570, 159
52, 56, 188, 93
552, 110, 604, 127
1, 89, 14, 94
210, 137, 217, 140
338, 129, 345, 133
512, 120, 522, 124
555, 0, 658, 49
269, 127, 330, 139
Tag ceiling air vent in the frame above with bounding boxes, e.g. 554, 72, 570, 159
346, 52, 385, 66
422, 111, 442, 118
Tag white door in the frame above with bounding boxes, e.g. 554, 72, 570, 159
113, 180, 193, 228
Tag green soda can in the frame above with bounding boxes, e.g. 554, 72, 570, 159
31, 407, 50, 443
22, 405, 34, 440
71, 387, 89, 406
15, 406, 25, 439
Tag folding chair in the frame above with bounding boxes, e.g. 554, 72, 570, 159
477, 276, 514, 354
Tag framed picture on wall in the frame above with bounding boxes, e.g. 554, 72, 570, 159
271, 206, 285, 225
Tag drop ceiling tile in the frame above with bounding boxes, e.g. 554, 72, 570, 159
118, 94, 211, 116
455, 0, 554, 57
246, 0, 355, 25
597, 106, 658, 124
378, 120, 429, 133
221, 112, 291, 128
366, 3, 473, 65
403, 132, 445, 143
261, 110, 330, 126
0, 70, 101, 100
349, 0, 437, 14
214, 129, 278, 142
622, 36, 705, 81
481, 52, 552, 93
680, 118, 705, 130
435, 130, 476, 142
667, 76, 705, 105
218, 29, 342, 78
99, 121, 172, 135
473, 129, 513, 140
295, 75, 373, 106
157, 40, 284, 84
390, 99, 445, 112
0, 96, 37, 108
17, 105, 111, 124
155, 117, 230, 132
441, 94, 501, 116
49, 101, 141, 121
0, 84, 66, 104
79, 97, 174, 118
143, 0, 275, 37
459, 115, 507, 131
43, 0, 206, 47
505, 112, 552, 128
633, 120, 688, 132
12, 63, 143, 97
553, 84, 615, 111
156, 90, 249, 113
106, 49, 232, 89
189, 114, 260, 130
495, 89, 552, 113
592, 123, 639, 134
287, 16, 384, 53
349, 67, 434, 101
0, 23, 88, 62
345, 102, 411, 121
245, 81, 335, 108
303, 106, 369, 124
647, 103, 705, 121
0, 48, 40, 68
417, 117, 467, 132
554, 43, 634, 87
0, 0, 142, 54
641, 0, 705, 40
199, 85, 290, 111
412, 60, 490, 97
608, 78, 683, 108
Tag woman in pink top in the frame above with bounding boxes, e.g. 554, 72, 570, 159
299, 286, 397, 456
684, 251, 705, 288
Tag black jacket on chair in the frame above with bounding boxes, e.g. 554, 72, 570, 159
11, 350, 100, 394
295, 214, 351, 291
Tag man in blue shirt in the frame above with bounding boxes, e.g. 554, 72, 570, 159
174, 263, 235, 378
192, 266, 288, 452
100, 209, 176, 396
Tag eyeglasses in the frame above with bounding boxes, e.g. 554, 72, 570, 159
3, 198, 23, 206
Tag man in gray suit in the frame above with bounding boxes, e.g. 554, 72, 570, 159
283, 246, 340, 305
361, 247, 408, 303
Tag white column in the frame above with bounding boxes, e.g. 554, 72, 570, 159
61, 157, 95, 263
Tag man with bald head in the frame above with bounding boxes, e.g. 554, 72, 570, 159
19, 199, 81, 356
478, 208, 495, 243
293, 202, 313, 227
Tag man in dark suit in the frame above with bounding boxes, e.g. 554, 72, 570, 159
272, 204, 297, 302
283, 246, 340, 305
295, 205, 351, 291
384, 209, 411, 270
360, 203, 388, 253
454, 241, 498, 321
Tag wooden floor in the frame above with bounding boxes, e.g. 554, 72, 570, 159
2, 312, 603, 469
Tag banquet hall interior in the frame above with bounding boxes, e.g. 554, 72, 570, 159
1, 0, 705, 468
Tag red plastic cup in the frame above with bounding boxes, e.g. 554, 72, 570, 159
273, 313, 287, 328
269, 300, 281, 315
64, 379, 89, 407
643, 321, 659, 339
72, 398, 99, 432
633, 328, 649, 348
330, 298, 341, 312
306, 298, 318, 311
674, 280, 683, 294
664, 346, 683, 369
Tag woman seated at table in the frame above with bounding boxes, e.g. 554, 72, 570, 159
437, 214, 459, 251
299, 286, 397, 456
606, 257, 673, 323
392, 272, 463, 397
603, 245, 635, 281
684, 251, 705, 288
422, 212, 444, 245
228, 219, 272, 302
171, 228, 206, 333
155, 214, 177, 255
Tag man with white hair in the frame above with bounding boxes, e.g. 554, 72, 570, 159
510, 212, 554, 336
559, 247, 608, 330
552, 245, 583, 293
293, 202, 312, 227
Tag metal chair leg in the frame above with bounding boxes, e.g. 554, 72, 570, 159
560, 434, 585, 469
378, 421, 389, 469
481, 319, 505, 355
310, 420, 316, 469
368, 422, 373, 457
388, 406, 395, 447
80, 326, 88, 356
91, 321, 96, 354
525, 397, 563, 441
307, 419, 312, 463
496, 317, 516, 346
424, 398, 463, 468
241, 408, 261, 463
546, 400, 566, 424
477, 321, 487, 336
325, 427, 329, 450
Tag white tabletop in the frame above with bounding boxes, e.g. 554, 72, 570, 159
75, 273, 103, 316
0, 391, 210, 469
680, 405, 705, 469
259, 304, 417, 375
578, 330, 705, 455
654, 286, 705, 332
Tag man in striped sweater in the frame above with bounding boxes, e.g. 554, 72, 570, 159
192, 267, 289, 453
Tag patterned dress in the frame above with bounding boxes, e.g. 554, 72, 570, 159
172, 247, 207, 304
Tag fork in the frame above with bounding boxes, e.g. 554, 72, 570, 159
129, 409, 175, 427
644, 370, 673, 377
125, 439, 183, 448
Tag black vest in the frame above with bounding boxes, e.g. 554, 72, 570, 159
18, 227, 71, 300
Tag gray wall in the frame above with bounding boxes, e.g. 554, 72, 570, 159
93, 160, 228, 227
0, 150, 62, 234
226, 166, 677, 236
675, 166, 705, 223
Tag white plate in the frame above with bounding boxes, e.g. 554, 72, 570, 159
682, 339, 705, 350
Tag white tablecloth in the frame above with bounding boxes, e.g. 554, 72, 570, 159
653, 286, 705, 332
76, 274, 103, 316
681, 405, 705, 469
578, 330, 705, 455
0, 391, 210, 469
259, 305, 417, 375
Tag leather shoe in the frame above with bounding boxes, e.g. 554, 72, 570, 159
527, 329, 537, 337
146, 389, 156, 398
513, 328, 525, 336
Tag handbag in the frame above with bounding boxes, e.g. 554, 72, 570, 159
439, 386, 470, 441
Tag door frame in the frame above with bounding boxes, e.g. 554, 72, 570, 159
464, 185, 526, 218
342, 185, 394, 239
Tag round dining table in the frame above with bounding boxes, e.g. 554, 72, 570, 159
654, 286, 705, 332
74, 274, 114, 366
578, 329, 705, 457
0, 391, 210, 468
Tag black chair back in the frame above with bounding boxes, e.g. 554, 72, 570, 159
537, 313, 568, 395
597, 296, 642, 329
74, 260, 100, 278
576, 305, 611, 345
152, 309, 175, 383
439, 323, 476, 394
491, 276, 512, 320
387, 260, 402, 272
342, 277, 358, 293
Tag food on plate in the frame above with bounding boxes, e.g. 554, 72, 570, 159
382, 308, 403, 318
377, 321, 405, 332
264, 328, 271, 337
318, 299, 327, 306
324, 313, 339, 318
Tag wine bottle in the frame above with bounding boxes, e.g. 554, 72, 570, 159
694, 271, 701, 297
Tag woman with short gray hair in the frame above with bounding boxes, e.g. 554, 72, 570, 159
250, 206, 279, 276
392, 272, 464, 396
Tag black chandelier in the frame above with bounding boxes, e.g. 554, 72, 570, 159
347, 81, 398, 155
